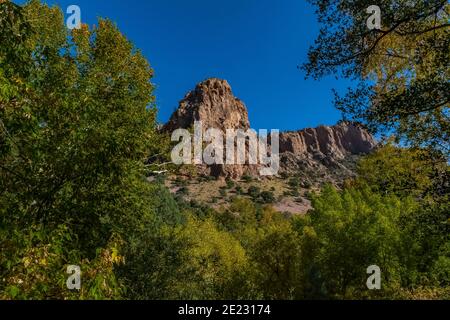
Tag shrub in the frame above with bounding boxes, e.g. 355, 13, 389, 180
226, 179, 235, 189
260, 191, 276, 204
302, 181, 312, 189
288, 177, 300, 189
290, 190, 300, 197
248, 186, 261, 199
178, 187, 189, 195
295, 197, 304, 203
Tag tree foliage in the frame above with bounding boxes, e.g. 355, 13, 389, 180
302, 0, 449, 155
0, 0, 166, 299
355, 143, 448, 199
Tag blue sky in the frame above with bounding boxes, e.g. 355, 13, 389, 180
19, 0, 355, 131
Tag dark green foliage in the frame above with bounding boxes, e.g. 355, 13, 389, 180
288, 177, 300, 189
226, 179, 235, 189
302, 181, 312, 189
259, 191, 276, 204
290, 189, 300, 197
248, 185, 261, 199
177, 186, 189, 196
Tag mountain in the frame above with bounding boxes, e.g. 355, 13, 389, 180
163, 78, 376, 180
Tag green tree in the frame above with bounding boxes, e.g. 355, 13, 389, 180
0, 0, 167, 299
174, 218, 249, 299
260, 190, 275, 204
354, 144, 449, 293
356, 144, 437, 198
248, 185, 261, 199
248, 221, 303, 299
302, 0, 449, 155
306, 185, 417, 299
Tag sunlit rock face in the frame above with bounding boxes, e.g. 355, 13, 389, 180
279, 122, 376, 159
163, 78, 376, 179
163, 78, 250, 133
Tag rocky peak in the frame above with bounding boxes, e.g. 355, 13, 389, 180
163, 78, 250, 132
163, 78, 377, 179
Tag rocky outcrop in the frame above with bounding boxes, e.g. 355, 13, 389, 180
163, 78, 257, 179
279, 122, 376, 160
163, 78, 250, 132
163, 78, 377, 180
277, 122, 376, 180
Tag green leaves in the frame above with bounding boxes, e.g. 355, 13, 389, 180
307, 184, 414, 298
303, 0, 450, 156
0, 0, 162, 299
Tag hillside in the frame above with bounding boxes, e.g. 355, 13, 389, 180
162, 78, 377, 214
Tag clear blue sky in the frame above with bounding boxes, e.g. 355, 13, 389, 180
19, 0, 355, 131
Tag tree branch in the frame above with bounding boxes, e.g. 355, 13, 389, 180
395, 23, 450, 36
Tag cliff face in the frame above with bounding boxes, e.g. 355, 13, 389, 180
279, 123, 376, 160
277, 123, 376, 179
163, 78, 376, 179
